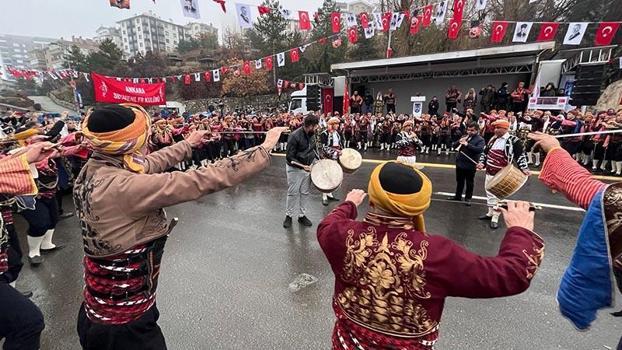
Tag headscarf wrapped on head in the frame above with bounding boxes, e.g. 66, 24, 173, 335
492, 119, 510, 130
81, 103, 151, 173
367, 161, 432, 232
13, 128, 40, 147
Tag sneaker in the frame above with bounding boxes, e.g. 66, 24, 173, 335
283, 216, 292, 229
490, 221, 499, 230
478, 215, 492, 221
327, 196, 340, 202
465, 200, 472, 207
59, 212, 74, 220
298, 216, 313, 227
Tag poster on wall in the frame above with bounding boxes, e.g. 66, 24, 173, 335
411, 96, 426, 117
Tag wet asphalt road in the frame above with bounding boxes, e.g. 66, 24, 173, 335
11, 152, 621, 350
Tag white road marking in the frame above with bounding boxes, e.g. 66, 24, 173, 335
433, 192, 585, 212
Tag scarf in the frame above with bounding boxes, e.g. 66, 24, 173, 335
81, 104, 151, 173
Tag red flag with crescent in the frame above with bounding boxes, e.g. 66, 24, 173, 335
203, 71, 211, 82
382, 12, 392, 32
347, 27, 358, 43
290, 48, 300, 63
595, 22, 620, 46
331, 12, 341, 33
243, 61, 251, 75
183, 74, 191, 85
536, 22, 559, 41
258, 5, 270, 15
490, 21, 509, 43
453, 0, 465, 22
221, 66, 229, 76
422, 5, 433, 27
299, 11, 311, 30
410, 15, 422, 35
447, 18, 461, 39
264, 56, 273, 70
360, 12, 370, 29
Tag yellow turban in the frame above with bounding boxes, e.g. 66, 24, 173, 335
81, 103, 151, 173
492, 119, 510, 130
14, 128, 39, 147
367, 161, 432, 232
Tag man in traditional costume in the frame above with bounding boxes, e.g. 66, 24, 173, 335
529, 132, 622, 347
0, 142, 58, 350
395, 120, 422, 165
74, 104, 285, 349
477, 119, 529, 229
319, 117, 343, 206
317, 161, 544, 349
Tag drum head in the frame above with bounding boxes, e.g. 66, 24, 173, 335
311, 160, 343, 193
486, 165, 512, 189
339, 148, 363, 172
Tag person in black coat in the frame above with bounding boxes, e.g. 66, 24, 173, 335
449, 122, 485, 206
428, 96, 440, 116
495, 82, 509, 111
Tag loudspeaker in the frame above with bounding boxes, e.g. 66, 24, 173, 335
571, 63, 606, 106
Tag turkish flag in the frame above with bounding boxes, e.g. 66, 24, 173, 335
382, 12, 392, 32
453, 0, 465, 22
264, 56, 273, 70
422, 5, 433, 27
410, 15, 422, 35
490, 21, 509, 43
447, 18, 461, 40
537, 22, 559, 41
290, 48, 300, 63
221, 66, 229, 75
331, 12, 341, 33
299, 11, 311, 30
258, 5, 270, 15
283, 80, 289, 89
243, 61, 251, 75
360, 12, 370, 29
595, 22, 620, 46
183, 74, 191, 85
204, 71, 211, 82
347, 27, 358, 43
343, 84, 350, 115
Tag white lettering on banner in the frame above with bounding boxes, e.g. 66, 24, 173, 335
112, 93, 163, 104
125, 87, 146, 94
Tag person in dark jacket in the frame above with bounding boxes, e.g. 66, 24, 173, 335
479, 85, 496, 113
449, 123, 485, 206
541, 83, 557, 97
495, 83, 510, 111
428, 96, 440, 116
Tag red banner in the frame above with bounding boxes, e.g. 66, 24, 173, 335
92, 72, 166, 106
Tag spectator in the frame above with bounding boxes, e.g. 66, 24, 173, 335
479, 85, 495, 113
428, 96, 440, 116
445, 85, 462, 112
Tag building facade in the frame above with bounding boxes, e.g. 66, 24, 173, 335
184, 22, 218, 40
335, 0, 375, 14
94, 26, 123, 48
118, 12, 190, 58
0, 34, 56, 69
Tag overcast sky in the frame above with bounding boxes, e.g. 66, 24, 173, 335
0, 0, 328, 40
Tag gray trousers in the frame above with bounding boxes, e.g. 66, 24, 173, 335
286, 165, 310, 217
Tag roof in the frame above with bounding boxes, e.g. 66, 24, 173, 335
331, 42, 556, 73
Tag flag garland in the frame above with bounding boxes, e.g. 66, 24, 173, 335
14, 1, 622, 87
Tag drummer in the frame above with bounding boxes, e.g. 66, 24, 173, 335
284, 115, 320, 229
319, 117, 343, 206
477, 119, 529, 229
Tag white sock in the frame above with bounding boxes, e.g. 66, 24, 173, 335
9, 281, 15, 288
592, 160, 599, 169
486, 208, 494, 217
27, 235, 44, 258
601, 160, 609, 171
617, 162, 622, 175
491, 213, 500, 224
41, 229, 56, 250
534, 153, 541, 165
527, 152, 533, 164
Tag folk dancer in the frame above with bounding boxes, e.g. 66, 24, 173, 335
477, 119, 529, 229
317, 161, 544, 350
395, 120, 422, 166
449, 123, 485, 206
319, 117, 343, 206
0, 143, 58, 350
529, 132, 622, 347
74, 104, 286, 349
284, 115, 320, 228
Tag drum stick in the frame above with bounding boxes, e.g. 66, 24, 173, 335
458, 150, 479, 166
551, 129, 622, 139
497, 201, 542, 211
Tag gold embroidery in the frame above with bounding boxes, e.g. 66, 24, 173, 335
338, 228, 437, 337
523, 244, 545, 280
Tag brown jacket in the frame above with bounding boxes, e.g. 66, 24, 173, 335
73, 141, 270, 258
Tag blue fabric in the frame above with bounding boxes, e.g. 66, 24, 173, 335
557, 190, 613, 330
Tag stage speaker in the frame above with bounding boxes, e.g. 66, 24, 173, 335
570, 63, 606, 106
